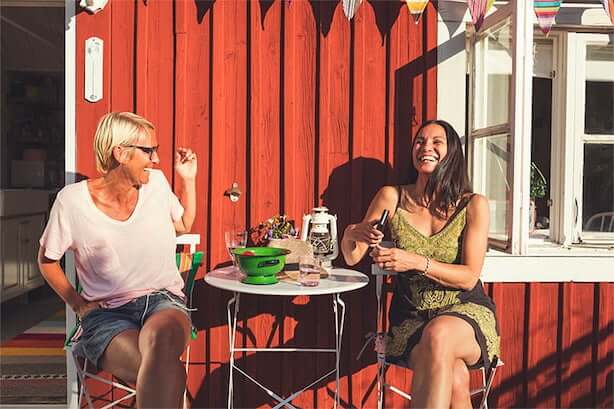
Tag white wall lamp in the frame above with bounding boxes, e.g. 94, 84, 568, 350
84, 37, 103, 103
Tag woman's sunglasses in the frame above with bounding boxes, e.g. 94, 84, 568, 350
124, 144, 159, 159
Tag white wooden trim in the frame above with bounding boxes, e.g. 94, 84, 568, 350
176, 233, 201, 254
65, 2, 78, 407
511, 0, 534, 255
482, 254, 614, 282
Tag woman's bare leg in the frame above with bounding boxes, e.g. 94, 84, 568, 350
99, 329, 141, 384
450, 359, 472, 409
136, 308, 191, 409
408, 315, 481, 408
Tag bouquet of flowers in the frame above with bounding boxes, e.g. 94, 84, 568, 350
248, 214, 297, 246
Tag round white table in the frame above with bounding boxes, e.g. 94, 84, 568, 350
204, 266, 369, 409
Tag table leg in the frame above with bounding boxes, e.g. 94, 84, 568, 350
333, 293, 346, 409
227, 293, 240, 409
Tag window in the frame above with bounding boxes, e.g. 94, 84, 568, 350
572, 37, 614, 243
468, 18, 513, 246
468, 4, 614, 255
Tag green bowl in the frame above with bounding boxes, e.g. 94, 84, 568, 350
232, 247, 291, 285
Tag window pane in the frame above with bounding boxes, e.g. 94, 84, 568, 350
473, 134, 511, 241
585, 44, 614, 135
473, 19, 512, 129
582, 144, 614, 232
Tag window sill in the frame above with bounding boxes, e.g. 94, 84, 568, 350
482, 245, 614, 282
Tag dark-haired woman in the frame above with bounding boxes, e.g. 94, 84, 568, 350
341, 120, 500, 408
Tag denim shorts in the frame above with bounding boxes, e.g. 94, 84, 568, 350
73, 290, 191, 369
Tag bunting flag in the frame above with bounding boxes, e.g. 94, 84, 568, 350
342, 0, 363, 20
468, 0, 495, 32
404, 0, 429, 23
534, 0, 562, 35
603, 0, 614, 24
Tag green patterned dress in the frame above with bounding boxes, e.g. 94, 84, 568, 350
385, 200, 500, 370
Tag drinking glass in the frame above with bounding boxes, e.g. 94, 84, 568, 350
225, 230, 247, 270
298, 255, 321, 287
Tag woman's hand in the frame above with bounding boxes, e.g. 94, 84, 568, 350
74, 299, 101, 320
175, 147, 197, 181
345, 222, 384, 247
370, 245, 421, 273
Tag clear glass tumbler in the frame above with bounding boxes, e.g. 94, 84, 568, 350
298, 255, 321, 287
224, 230, 247, 270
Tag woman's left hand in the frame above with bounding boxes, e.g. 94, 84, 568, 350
175, 147, 197, 180
369, 245, 420, 272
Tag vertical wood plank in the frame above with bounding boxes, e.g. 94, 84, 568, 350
316, 3, 351, 407
526, 283, 559, 408
282, 0, 317, 404
596, 283, 613, 408
350, 2, 389, 407
174, 1, 212, 406
144, 0, 174, 177
490, 283, 527, 407
250, 0, 283, 405
109, 2, 135, 112
561, 283, 595, 407
209, 0, 248, 407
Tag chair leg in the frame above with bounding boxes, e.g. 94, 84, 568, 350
478, 360, 499, 409
72, 351, 94, 409
183, 344, 191, 409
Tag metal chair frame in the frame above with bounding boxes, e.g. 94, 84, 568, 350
65, 251, 203, 409
370, 263, 503, 409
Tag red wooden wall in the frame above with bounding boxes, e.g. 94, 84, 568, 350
74, 1, 612, 408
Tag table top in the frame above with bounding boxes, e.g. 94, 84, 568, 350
204, 266, 369, 296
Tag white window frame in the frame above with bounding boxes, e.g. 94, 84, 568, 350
468, 0, 534, 255
569, 33, 614, 244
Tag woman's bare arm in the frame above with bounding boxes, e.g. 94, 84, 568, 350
341, 186, 398, 266
37, 246, 99, 317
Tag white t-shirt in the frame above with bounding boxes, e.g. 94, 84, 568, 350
40, 169, 185, 308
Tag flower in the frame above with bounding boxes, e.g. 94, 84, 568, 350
248, 215, 297, 246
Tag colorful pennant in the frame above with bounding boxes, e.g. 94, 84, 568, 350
468, 0, 495, 32
342, 0, 363, 20
404, 0, 429, 23
603, 0, 614, 24
534, 0, 562, 35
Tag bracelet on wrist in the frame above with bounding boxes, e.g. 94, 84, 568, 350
422, 256, 431, 276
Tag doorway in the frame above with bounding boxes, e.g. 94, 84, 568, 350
0, 2, 66, 405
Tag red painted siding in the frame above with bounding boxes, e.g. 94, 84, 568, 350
74, 1, 612, 408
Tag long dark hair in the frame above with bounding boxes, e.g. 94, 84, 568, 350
414, 119, 472, 215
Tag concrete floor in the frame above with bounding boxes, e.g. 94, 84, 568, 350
1, 285, 64, 343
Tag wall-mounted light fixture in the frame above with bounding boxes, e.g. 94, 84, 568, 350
85, 37, 103, 103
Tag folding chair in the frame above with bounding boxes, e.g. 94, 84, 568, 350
65, 251, 203, 409
366, 259, 503, 409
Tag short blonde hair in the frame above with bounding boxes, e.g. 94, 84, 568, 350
93, 112, 155, 174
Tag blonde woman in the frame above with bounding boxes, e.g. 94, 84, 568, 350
38, 112, 197, 408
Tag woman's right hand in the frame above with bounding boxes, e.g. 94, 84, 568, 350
345, 222, 384, 247
75, 300, 101, 320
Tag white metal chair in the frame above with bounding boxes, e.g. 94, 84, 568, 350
65, 251, 203, 409
364, 258, 503, 409
584, 211, 614, 232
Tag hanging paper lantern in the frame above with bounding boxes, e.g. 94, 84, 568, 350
534, 0, 562, 35
467, 0, 495, 32
342, 0, 362, 20
603, 0, 614, 24
404, 0, 429, 23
